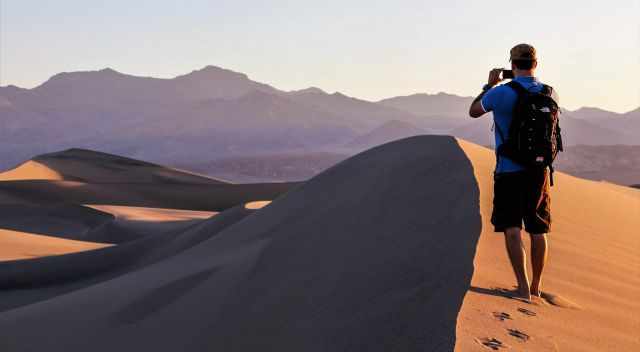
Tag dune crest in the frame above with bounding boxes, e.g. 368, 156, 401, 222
0, 229, 110, 261
86, 205, 216, 222
244, 200, 271, 209
0, 160, 65, 181
0, 148, 227, 184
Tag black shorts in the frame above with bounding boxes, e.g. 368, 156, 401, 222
491, 167, 551, 234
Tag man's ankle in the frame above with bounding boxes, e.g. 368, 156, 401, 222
530, 283, 541, 296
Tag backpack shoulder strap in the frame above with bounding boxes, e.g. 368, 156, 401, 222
541, 84, 560, 106
506, 80, 528, 97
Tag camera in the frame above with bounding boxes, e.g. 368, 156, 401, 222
502, 69, 514, 79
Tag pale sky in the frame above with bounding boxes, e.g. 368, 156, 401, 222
0, 0, 638, 113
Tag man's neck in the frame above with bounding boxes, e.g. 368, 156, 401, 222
514, 69, 535, 77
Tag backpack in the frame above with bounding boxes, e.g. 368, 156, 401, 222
495, 81, 563, 186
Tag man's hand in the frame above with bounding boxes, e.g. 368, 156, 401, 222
469, 68, 504, 118
488, 68, 503, 87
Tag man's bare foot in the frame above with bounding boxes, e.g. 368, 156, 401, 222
518, 284, 532, 301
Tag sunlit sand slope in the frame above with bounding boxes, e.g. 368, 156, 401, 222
455, 139, 640, 352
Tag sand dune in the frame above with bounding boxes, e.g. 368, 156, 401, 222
0, 148, 228, 184
0, 204, 114, 241
0, 136, 480, 351
0, 202, 264, 312
0, 160, 66, 181
0, 228, 111, 261
0, 148, 299, 212
0, 180, 299, 210
86, 205, 216, 222
0, 136, 637, 351
81, 205, 218, 244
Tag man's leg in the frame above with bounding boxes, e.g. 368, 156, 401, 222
504, 226, 531, 300
529, 233, 548, 297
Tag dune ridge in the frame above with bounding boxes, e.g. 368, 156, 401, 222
0, 150, 297, 263
0, 229, 111, 262
0, 148, 228, 184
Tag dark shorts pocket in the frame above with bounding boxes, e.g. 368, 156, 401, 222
491, 171, 525, 232
523, 169, 551, 233
491, 169, 552, 233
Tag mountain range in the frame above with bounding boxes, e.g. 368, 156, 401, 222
1, 65, 637, 169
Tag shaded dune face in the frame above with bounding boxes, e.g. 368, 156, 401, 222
0, 135, 482, 352
0, 180, 299, 211
199, 135, 482, 351
0, 204, 114, 241
0, 204, 257, 312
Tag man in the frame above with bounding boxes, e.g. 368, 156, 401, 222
468, 44, 559, 301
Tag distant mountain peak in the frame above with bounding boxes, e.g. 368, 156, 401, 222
97, 67, 123, 75
574, 106, 612, 113
436, 91, 458, 97
52, 67, 123, 79
289, 87, 326, 95
570, 106, 622, 119
178, 65, 249, 81
36, 67, 128, 90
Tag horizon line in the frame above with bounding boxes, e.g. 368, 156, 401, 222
1, 64, 638, 115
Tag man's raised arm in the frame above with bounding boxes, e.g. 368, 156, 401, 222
469, 68, 503, 118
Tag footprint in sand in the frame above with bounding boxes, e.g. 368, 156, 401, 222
492, 287, 515, 298
498, 287, 580, 309
539, 291, 581, 309
476, 337, 510, 350
493, 287, 537, 305
507, 328, 530, 342
517, 307, 537, 316
492, 312, 512, 321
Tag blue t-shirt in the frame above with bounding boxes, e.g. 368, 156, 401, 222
481, 76, 560, 173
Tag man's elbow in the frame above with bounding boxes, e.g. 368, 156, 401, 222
468, 100, 487, 118
469, 106, 483, 118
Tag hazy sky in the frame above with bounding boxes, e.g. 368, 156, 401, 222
1, 0, 638, 112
